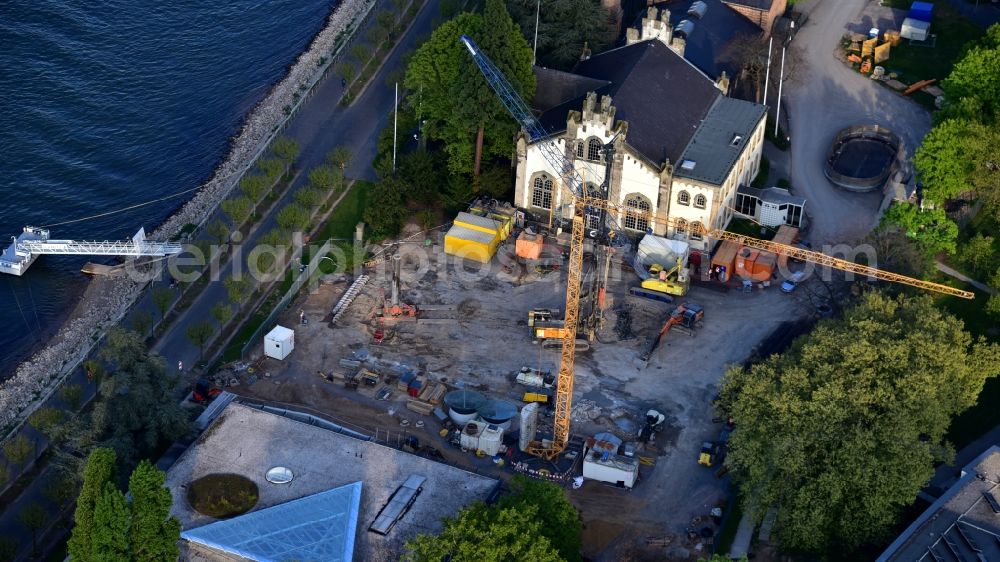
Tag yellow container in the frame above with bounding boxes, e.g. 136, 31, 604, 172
444, 225, 497, 263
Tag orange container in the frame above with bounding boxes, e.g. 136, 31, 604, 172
736, 248, 776, 281
515, 231, 544, 260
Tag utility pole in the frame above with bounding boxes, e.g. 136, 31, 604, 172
774, 46, 786, 138
393, 81, 398, 172
532, 0, 540, 66
762, 36, 773, 106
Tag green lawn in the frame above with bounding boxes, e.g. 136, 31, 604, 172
314, 180, 374, 241
879, 2, 983, 84
726, 217, 777, 240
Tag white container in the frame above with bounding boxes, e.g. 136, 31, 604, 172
264, 325, 295, 360
459, 421, 485, 451
582, 445, 639, 489
478, 424, 503, 456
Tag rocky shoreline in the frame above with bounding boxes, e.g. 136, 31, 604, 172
0, 0, 376, 436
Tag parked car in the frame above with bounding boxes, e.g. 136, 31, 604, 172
781, 271, 806, 293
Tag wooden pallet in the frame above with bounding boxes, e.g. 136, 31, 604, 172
406, 400, 435, 415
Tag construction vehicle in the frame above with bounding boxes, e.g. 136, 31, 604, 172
515, 367, 554, 389
462, 34, 973, 464
698, 442, 718, 467
638, 409, 666, 442
533, 326, 591, 351
640, 302, 704, 361
640, 257, 690, 297
192, 379, 222, 403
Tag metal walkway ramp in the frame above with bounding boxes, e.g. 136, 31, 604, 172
1, 226, 182, 276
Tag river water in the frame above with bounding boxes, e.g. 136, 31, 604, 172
0, 0, 336, 378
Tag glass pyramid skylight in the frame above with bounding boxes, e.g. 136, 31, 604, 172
181, 481, 362, 561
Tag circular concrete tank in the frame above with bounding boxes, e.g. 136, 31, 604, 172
477, 400, 519, 431
445, 390, 486, 424
824, 124, 901, 192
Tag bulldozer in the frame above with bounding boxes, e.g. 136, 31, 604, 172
640, 302, 704, 361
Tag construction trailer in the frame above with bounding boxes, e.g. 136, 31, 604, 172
515, 230, 544, 260
582, 436, 639, 489
710, 240, 741, 282
900, 17, 930, 41
735, 247, 776, 281
458, 421, 504, 456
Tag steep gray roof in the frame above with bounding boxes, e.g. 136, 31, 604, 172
532, 67, 609, 112
673, 95, 766, 185
537, 40, 722, 166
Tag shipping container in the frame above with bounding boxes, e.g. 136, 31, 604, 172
582, 445, 639, 488
711, 240, 741, 282
477, 424, 503, 456
515, 231, 544, 260
735, 247, 776, 281
771, 225, 799, 269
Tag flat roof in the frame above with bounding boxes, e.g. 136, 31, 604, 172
675, 96, 767, 185
877, 445, 1000, 561
445, 225, 496, 245
167, 402, 499, 562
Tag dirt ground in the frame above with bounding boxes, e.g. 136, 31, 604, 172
218, 230, 813, 560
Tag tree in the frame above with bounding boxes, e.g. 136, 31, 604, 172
506, 0, 615, 70
127, 461, 180, 562
960, 233, 997, 277
404, 501, 563, 562
328, 146, 354, 172
294, 186, 324, 209
3, 434, 32, 467
225, 276, 253, 306
351, 44, 370, 65
258, 158, 285, 183
211, 302, 233, 327
363, 175, 408, 239
186, 321, 215, 360
405, 4, 535, 177
150, 286, 174, 323
68, 448, 117, 562
940, 24, 1000, 122
276, 203, 311, 232
44, 470, 79, 509
131, 310, 154, 339
239, 174, 268, 203
914, 119, 980, 203
207, 219, 229, 245
271, 136, 300, 166
18, 502, 48, 557
881, 202, 958, 256
336, 61, 356, 84
497, 476, 582, 561
92, 482, 130, 562
719, 293, 1000, 554
377, 10, 397, 39
863, 225, 932, 281
398, 150, 447, 203
0, 536, 17, 562
90, 330, 190, 466
221, 196, 254, 226
0, 464, 8, 487
28, 407, 64, 441
308, 165, 343, 192
60, 383, 84, 411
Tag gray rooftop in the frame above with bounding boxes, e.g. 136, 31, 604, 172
674, 96, 766, 185
167, 402, 499, 562
877, 445, 1000, 561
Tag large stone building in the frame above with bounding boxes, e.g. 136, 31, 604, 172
513, 7, 767, 260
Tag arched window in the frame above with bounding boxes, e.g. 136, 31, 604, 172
576, 141, 584, 159
675, 218, 687, 236
690, 221, 703, 240
694, 194, 707, 209
587, 138, 602, 162
677, 190, 690, 206
623, 194, 652, 232
531, 174, 553, 210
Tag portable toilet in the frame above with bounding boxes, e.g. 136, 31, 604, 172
264, 325, 295, 360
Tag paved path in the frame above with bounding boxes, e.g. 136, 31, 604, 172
779, 0, 932, 247
935, 261, 997, 295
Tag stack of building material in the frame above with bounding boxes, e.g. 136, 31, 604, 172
406, 400, 435, 415
444, 212, 504, 263
418, 382, 447, 405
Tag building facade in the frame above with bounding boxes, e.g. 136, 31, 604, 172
513, 8, 766, 258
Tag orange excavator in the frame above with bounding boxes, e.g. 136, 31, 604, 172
640, 303, 704, 362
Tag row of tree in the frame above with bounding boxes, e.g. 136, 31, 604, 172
882, 24, 1000, 307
